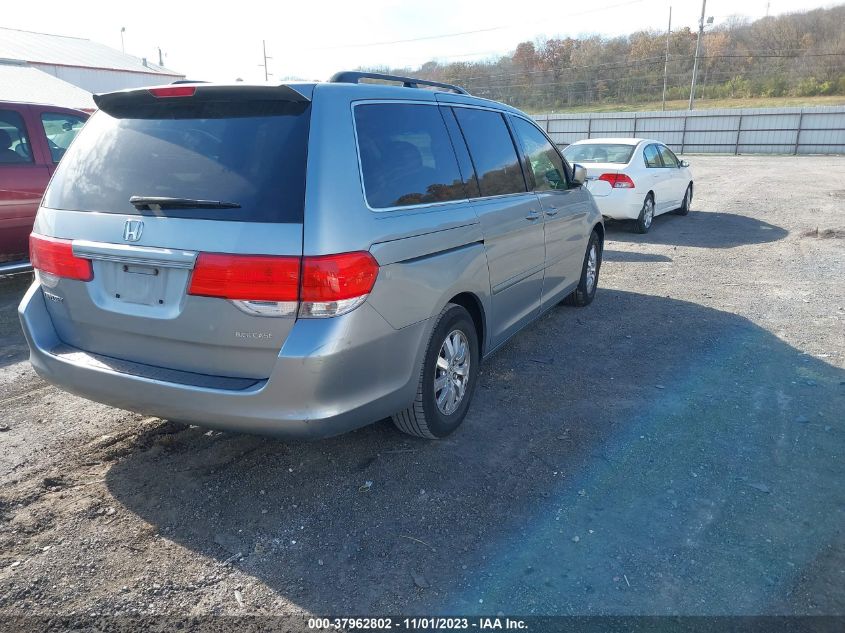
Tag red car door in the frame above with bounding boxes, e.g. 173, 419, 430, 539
31, 105, 90, 174
0, 104, 50, 263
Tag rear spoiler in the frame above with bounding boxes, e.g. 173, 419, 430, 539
93, 83, 311, 116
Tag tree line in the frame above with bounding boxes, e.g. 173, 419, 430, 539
367, 4, 845, 111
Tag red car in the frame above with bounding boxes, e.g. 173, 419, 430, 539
0, 101, 89, 274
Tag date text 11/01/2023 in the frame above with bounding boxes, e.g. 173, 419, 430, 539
308, 617, 529, 630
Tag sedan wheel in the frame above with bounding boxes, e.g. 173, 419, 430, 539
635, 195, 655, 234
675, 185, 692, 216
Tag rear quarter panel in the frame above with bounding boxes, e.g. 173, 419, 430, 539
367, 225, 490, 338
304, 85, 493, 352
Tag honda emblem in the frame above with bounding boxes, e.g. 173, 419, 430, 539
123, 219, 144, 242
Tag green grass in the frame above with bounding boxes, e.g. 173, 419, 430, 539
526, 95, 845, 114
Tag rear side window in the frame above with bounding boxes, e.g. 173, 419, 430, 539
643, 144, 663, 168
43, 101, 311, 223
453, 108, 526, 197
0, 109, 33, 163
354, 103, 467, 209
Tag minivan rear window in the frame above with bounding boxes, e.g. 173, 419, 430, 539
354, 103, 467, 209
43, 101, 311, 223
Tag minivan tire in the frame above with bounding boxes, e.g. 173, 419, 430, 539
564, 229, 602, 307
392, 303, 479, 439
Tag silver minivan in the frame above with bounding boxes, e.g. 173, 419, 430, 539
19, 72, 603, 439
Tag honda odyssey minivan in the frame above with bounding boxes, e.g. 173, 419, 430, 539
19, 72, 604, 439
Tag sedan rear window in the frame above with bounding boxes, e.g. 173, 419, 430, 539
563, 143, 636, 164
43, 101, 311, 223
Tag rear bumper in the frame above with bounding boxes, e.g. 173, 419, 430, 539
18, 282, 428, 438
0, 259, 32, 276
591, 190, 643, 220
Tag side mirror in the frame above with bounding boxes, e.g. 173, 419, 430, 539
572, 164, 587, 186
679, 159, 690, 168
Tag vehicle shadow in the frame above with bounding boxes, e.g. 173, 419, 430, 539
0, 273, 33, 369
605, 210, 788, 249
602, 250, 672, 263
104, 290, 845, 615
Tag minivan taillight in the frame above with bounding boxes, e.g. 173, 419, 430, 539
598, 173, 635, 188
299, 252, 379, 318
188, 253, 300, 301
30, 234, 93, 282
187, 251, 379, 318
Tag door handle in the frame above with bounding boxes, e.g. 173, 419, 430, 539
525, 210, 541, 221
545, 208, 559, 217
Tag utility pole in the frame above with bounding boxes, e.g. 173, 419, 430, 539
688, 0, 707, 110
259, 40, 272, 81
158, 47, 164, 67
662, 6, 672, 111
120, 27, 126, 54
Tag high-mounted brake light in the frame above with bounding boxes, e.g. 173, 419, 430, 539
187, 251, 379, 318
30, 234, 93, 282
148, 85, 196, 98
598, 173, 635, 189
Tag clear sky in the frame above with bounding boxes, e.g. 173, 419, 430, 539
8, 0, 841, 82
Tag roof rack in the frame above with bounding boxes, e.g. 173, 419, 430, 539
329, 71, 469, 95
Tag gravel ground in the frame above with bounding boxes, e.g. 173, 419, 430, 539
0, 155, 843, 620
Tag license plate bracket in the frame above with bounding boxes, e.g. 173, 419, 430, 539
106, 262, 169, 306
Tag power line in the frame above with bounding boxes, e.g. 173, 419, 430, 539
470, 66, 845, 98
452, 51, 845, 87
443, 50, 844, 85
469, 62, 845, 90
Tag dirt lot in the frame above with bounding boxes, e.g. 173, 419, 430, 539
0, 156, 843, 619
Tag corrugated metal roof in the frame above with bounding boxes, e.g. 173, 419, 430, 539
0, 27, 182, 76
0, 63, 96, 110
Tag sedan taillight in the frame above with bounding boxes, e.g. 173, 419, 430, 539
598, 173, 635, 189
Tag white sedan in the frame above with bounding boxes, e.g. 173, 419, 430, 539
562, 138, 693, 233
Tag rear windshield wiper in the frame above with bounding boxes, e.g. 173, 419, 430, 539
129, 196, 241, 210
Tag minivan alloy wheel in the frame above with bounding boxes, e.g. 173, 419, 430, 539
392, 303, 479, 439
585, 244, 598, 294
434, 330, 471, 415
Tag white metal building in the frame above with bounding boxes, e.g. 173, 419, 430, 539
0, 61, 96, 110
0, 27, 185, 94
